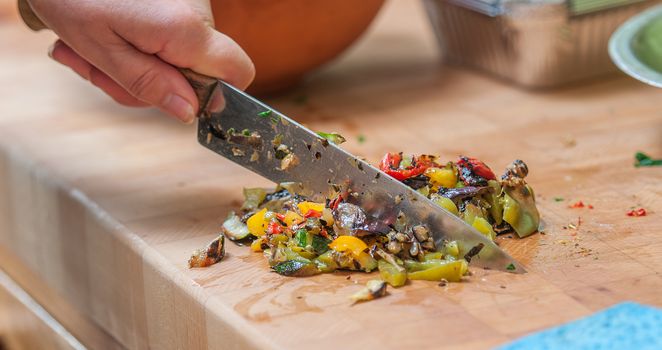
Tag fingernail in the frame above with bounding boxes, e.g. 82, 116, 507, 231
163, 94, 195, 124
207, 89, 226, 113
47, 42, 56, 59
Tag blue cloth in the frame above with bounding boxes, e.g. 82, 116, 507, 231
499, 302, 662, 350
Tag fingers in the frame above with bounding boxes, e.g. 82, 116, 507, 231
81, 34, 199, 123
49, 40, 148, 107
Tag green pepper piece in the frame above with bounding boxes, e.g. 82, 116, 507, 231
502, 186, 540, 238
316, 131, 346, 145
378, 259, 407, 287
272, 260, 320, 277
315, 251, 339, 270
241, 188, 267, 211
424, 252, 444, 261
295, 228, 309, 248
485, 180, 503, 225
311, 235, 331, 255
406, 260, 467, 282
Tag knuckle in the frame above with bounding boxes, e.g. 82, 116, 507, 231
127, 67, 161, 100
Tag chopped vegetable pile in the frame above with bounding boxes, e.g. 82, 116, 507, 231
189, 153, 541, 298
378, 154, 540, 239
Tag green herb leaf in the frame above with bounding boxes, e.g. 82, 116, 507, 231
316, 131, 346, 145
553, 197, 564, 202
506, 263, 516, 271
257, 110, 272, 118
634, 151, 662, 167
311, 235, 331, 254
241, 129, 251, 136
357, 134, 366, 144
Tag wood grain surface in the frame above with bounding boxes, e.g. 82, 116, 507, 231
0, 1, 661, 349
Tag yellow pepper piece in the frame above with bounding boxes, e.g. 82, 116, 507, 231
250, 237, 264, 252
472, 217, 496, 241
503, 193, 521, 227
246, 208, 269, 236
321, 208, 335, 226
444, 240, 460, 259
297, 201, 325, 215
283, 211, 303, 227
425, 167, 457, 188
407, 260, 467, 282
378, 259, 407, 287
432, 195, 459, 216
355, 251, 378, 272
329, 235, 368, 257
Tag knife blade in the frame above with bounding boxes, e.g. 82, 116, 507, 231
182, 70, 525, 273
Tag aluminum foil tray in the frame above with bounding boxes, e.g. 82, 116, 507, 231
423, 0, 660, 88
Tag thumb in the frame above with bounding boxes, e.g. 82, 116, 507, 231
179, 28, 256, 90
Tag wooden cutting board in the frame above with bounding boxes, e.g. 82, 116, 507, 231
1, 1, 661, 349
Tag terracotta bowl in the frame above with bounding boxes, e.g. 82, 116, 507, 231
211, 0, 385, 94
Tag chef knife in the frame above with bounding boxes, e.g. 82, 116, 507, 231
182, 70, 525, 273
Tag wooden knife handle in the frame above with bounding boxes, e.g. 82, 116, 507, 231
178, 69, 222, 117
17, 0, 48, 31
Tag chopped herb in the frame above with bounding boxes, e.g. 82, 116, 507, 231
316, 131, 346, 145
257, 110, 272, 118
506, 263, 516, 271
634, 151, 662, 167
270, 115, 280, 124
241, 129, 251, 136
357, 134, 366, 144
553, 197, 564, 202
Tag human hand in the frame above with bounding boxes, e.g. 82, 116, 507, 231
24, 0, 255, 123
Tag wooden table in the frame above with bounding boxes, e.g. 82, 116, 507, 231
1, 1, 661, 349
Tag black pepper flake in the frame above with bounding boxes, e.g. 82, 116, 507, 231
314, 152, 322, 160
207, 124, 226, 140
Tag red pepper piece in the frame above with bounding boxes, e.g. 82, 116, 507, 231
456, 157, 496, 181
303, 209, 322, 218
627, 208, 647, 217
267, 221, 283, 235
570, 201, 585, 209
379, 153, 434, 181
